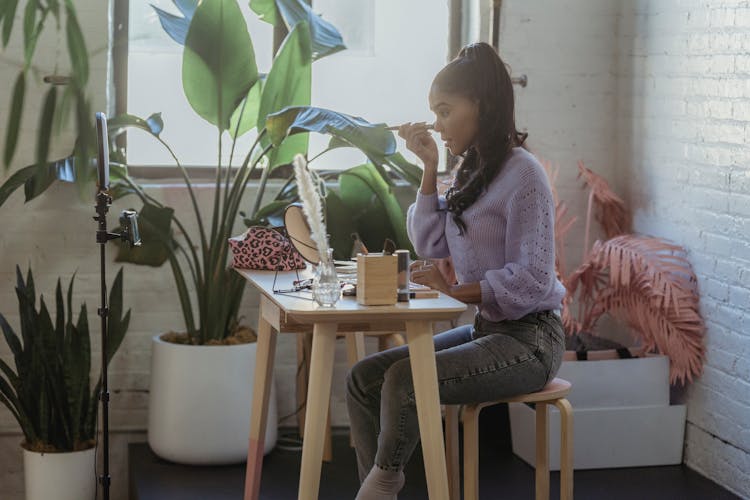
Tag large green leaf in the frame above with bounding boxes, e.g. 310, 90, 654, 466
0, 313, 23, 375
152, 0, 198, 45
64, 2, 88, 86
251, 0, 345, 60
249, 0, 277, 26
325, 189, 358, 260
338, 163, 413, 254
257, 21, 311, 168
107, 113, 163, 139
386, 152, 422, 187
105, 268, 130, 367
4, 71, 26, 169
266, 106, 396, 164
23, 156, 76, 203
23, 0, 39, 66
115, 203, 175, 266
229, 79, 263, 139
182, 0, 258, 130
36, 86, 57, 168
63, 317, 86, 443
1, 0, 20, 47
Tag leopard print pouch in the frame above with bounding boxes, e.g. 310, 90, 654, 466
228, 226, 306, 271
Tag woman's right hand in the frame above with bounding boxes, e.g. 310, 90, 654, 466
398, 122, 438, 172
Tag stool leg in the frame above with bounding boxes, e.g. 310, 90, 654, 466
535, 402, 549, 500
462, 405, 481, 500
555, 398, 574, 500
378, 334, 389, 352
445, 405, 460, 500
389, 332, 406, 346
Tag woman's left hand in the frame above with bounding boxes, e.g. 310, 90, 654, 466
410, 261, 451, 294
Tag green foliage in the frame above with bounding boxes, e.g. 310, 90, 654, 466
0, 0, 422, 346
182, 0, 258, 130
1, 0, 93, 172
105, 0, 420, 344
0, 266, 130, 451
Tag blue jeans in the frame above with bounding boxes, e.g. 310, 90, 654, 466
345, 310, 565, 479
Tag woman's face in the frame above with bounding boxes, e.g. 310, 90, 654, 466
428, 86, 480, 156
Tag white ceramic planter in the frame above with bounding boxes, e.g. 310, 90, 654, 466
556, 354, 670, 408
23, 447, 96, 500
509, 403, 686, 470
510, 353, 685, 469
148, 335, 278, 465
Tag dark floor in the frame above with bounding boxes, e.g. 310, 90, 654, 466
130, 406, 740, 500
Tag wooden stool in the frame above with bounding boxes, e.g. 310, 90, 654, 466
460, 377, 574, 500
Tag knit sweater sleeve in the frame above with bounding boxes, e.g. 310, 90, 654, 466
479, 169, 558, 319
406, 191, 451, 259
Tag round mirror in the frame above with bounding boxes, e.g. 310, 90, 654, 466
283, 203, 320, 264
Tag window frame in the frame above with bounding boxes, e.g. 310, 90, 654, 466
112, 0, 463, 180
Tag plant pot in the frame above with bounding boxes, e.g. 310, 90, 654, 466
510, 352, 686, 469
23, 446, 96, 500
509, 402, 686, 470
147, 335, 278, 465
558, 350, 670, 407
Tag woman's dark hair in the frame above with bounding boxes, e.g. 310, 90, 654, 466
433, 42, 527, 234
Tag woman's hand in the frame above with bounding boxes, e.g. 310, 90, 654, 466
398, 122, 438, 172
410, 260, 451, 294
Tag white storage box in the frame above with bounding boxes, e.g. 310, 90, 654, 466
509, 402, 686, 470
556, 354, 670, 408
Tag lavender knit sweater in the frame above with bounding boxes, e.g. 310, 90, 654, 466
407, 147, 566, 322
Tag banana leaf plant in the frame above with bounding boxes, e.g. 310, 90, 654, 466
0, 0, 421, 345
0, 266, 130, 452
107, 0, 419, 345
545, 160, 706, 384
248, 160, 419, 259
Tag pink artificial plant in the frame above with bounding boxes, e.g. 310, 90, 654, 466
546, 160, 706, 385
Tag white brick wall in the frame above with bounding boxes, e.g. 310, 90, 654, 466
497, 0, 635, 346
617, 1, 750, 497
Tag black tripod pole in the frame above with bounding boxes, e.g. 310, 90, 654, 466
95, 189, 112, 500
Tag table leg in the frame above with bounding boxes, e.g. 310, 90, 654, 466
345, 332, 367, 367
243, 308, 279, 500
345, 332, 367, 448
406, 320, 450, 500
296, 333, 313, 438
298, 322, 338, 500
444, 405, 460, 500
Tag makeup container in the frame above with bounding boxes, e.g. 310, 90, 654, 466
396, 250, 410, 302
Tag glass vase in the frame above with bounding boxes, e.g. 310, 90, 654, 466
312, 248, 340, 307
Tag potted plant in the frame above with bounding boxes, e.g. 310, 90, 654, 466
110, 0, 419, 464
0, 266, 130, 500
509, 161, 706, 470
0, 0, 420, 465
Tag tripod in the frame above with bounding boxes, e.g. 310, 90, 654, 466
94, 113, 140, 499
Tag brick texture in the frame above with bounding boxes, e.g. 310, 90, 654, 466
616, 1, 750, 497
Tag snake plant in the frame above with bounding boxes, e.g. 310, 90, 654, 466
0, 266, 130, 452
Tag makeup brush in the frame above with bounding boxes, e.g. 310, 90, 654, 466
385, 123, 435, 131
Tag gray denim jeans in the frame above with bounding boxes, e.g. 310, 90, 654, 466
345, 310, 565, 479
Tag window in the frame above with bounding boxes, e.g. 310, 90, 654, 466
122, 0, 450, 171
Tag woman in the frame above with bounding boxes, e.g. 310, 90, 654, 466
346, 42, 566, 499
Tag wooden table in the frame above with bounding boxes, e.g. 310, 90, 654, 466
236, 269, 467, 500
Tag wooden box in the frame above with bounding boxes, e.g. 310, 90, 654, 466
356, 254, 398, 305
